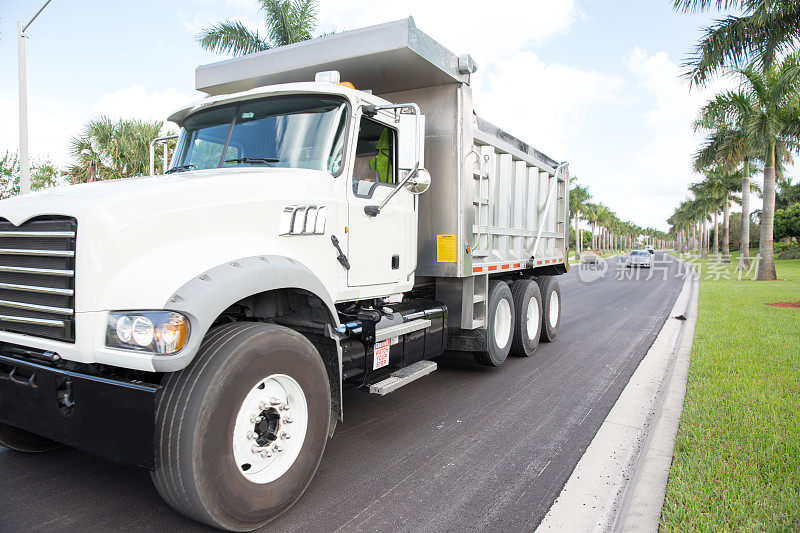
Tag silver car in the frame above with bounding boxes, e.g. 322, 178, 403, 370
582, 251, 599, 264
626, 249, 652, 268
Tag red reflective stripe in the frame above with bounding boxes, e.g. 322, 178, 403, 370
513, 263, 521, 268
545, 260, 550, 264
472, 267, 482, 273
537, 260, 542, 265
488, 265, 497, 271
501, 264, 510, 270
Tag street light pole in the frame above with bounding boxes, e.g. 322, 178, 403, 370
18, 0, 55, 195
18, 22, 30, 195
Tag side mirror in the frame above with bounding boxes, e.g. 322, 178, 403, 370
364, 162, 430, 217
404, 168, 431, 194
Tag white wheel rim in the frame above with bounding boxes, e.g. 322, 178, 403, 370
548, 291, 560, 329
526, 296, 540, 340
494, 298, 512, 349
232, 374, 308, 484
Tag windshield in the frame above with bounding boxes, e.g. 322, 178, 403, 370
632, 251, 648, 256
169, 95, 348, 174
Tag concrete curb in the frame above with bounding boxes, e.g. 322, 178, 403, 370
535, 258, 699, 532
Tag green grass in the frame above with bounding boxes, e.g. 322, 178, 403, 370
660, 253, 800, 532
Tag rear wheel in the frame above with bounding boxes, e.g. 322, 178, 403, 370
537, 276, 562, 342
474, 280, 515, 367
151, 323, 331, 531
0, 422, 60, 453
509, 279, 542, 357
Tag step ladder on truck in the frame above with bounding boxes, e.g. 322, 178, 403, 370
0, 17, 568, 531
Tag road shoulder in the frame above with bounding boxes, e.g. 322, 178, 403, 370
536, 257, 698, 532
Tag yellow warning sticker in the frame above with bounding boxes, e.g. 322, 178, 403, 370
437, 234, 457, 263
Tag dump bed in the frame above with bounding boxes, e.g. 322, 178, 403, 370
195, 17, 569, 282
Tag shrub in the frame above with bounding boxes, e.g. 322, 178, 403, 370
776, 247, 800, 260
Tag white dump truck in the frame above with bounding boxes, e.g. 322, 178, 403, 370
0, 18, 568, 530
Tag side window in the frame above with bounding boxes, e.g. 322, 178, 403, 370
353, 117, 396, 197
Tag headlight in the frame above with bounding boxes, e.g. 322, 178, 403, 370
106, 311, 189, 355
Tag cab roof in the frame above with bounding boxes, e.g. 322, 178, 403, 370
167, 82, 392, 126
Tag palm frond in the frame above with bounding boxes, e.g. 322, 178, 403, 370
673, 0, 743, 14
197, 20, 269, 56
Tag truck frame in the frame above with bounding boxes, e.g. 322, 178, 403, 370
0, 18, 568, 531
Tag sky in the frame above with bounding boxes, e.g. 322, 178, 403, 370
0, 0, 757, 231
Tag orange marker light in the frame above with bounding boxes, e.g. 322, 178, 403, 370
338, 81, 355, 89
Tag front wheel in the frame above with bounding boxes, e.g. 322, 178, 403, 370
151, 323, 331, 531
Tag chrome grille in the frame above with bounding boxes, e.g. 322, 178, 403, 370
0, 217, 76, 342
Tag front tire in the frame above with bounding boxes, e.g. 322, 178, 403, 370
474, 280, 515, 367
0, 422, 60, 453
537, 276, 562, 342
152, 323, 331, 531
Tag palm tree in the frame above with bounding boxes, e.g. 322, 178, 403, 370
733, 57, 800, 279
673, 0, 800, 86
695, 89, 761, 269
198, 0, 320, 56
569, 179, 592, 260
595, 205, 614, 252
583, 203, 599, 250
66, 116, 167, 182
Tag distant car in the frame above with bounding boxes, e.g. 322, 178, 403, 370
582, 250, 599, 264
626, 249, 652, 268
645, 245, 655, 255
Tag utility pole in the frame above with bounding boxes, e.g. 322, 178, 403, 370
18, 0, 55, 195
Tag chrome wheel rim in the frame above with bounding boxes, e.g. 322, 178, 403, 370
548, 291, 560, 329
494, 298, 512, 349
232, 374, 308, 484
526, 296, 540, 340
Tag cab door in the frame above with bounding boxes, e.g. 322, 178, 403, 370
346, 114, 412, 287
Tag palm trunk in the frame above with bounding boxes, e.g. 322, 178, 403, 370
757, 144, 777, 280
574, 212, 581, 260
721, 201, 730, 264
737, 158, 751, 271
713, 209, 719, 260
701, 219, 708, 258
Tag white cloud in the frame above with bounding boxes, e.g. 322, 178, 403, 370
91, 86, 196, 124
317, 0, 579, 61
581, 47, 735, 230
472, 51, 625, 158
0, 86, 195, 168
0, 91, 84, 168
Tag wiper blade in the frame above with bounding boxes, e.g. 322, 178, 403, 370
165, 164, 196, 174
224, 157, 280, 165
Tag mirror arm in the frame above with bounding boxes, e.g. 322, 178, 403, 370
364, 162, 420, 217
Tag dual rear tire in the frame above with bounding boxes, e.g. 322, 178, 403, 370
474, 275, 561, 367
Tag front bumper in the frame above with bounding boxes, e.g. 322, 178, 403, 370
0, 353, 159, 469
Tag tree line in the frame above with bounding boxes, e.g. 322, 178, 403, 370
569, 177, 671, 260
668, 0, 800, 280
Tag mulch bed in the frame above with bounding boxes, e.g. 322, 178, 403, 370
766, 301, 800, 308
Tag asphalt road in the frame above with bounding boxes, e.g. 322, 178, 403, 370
0, 252, 684, 532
